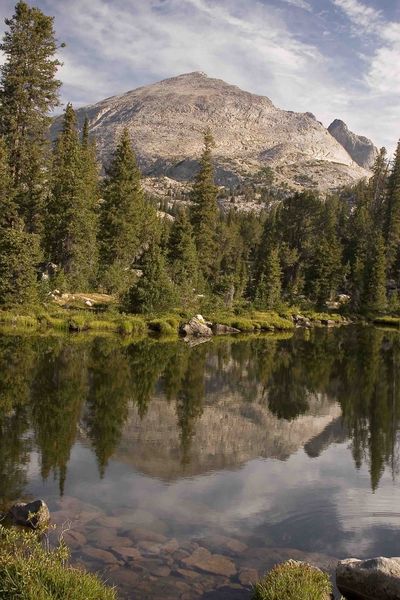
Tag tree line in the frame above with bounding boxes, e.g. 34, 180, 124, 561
0, 1, 399, 315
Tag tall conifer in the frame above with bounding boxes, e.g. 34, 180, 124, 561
128, 242, 177, 313
99, 128, 145, 294
191, 129, 219, 282
385, 140, 400, 275
168, 209, 200, 299
0, 1, 62, 233
0, 138, 40, 304
254, 246, 282, 310
363, 231, 387, 313
46, 104, 98, 290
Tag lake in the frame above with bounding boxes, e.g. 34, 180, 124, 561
1, 326, 400, 599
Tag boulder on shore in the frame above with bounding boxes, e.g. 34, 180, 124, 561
180, 315, 213, 338
337, 557, 400, 600
7, 499, 50, 529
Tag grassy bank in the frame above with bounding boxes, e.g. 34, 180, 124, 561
252, 560, 332, 600
0, 525, 116, 600
0, 301, 352, 338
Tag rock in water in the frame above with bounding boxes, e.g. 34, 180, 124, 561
8, 499, 50, 529
328, 119, 378, 169
337, 557, 400, 600
180, 315, 213, 338
212, 323, 240, 335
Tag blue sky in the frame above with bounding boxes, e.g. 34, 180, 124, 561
0, 0, 399, 151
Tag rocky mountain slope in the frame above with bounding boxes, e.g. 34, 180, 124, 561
328, 119, 378, 169
53, 72, 371, 192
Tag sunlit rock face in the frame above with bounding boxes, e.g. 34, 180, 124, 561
51, 72, 369, 192
328, 119, 378, 169
115, 389, 342, 480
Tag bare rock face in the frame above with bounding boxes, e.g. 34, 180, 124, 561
328, 119, 378, 169
52, 72, 370, 192
337, 557, 400, 600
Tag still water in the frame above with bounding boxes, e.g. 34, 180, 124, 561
1, 327, 400, 598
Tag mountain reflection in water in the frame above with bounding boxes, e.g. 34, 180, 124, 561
1, 327, 400, 599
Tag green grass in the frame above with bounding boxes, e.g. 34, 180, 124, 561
303, 311, 345, 323
252, 560, 332, 600
0, 525, 116, 600
206, 311, 294, 332
0, 305, 350, 338
147, 316, 180, 335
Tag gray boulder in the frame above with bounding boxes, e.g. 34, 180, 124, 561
7, 499, 50, 529
337, 557, 400, 600
180, 315, 213, 338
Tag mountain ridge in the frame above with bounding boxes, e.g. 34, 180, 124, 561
52, 72, 371, 192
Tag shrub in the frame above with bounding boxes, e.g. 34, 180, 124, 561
0, 524, 116, 599
148, 318, 178, 335
252, 560, 332, 600
119, 317, 147, 336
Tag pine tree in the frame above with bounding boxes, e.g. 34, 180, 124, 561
0, 1, 62, 233
307, 199, 343, 307
363, 231, 387, 313
369, 147, 388, 224
254, 246, 282, 310
128, 242, 177, 313
46, 104, 98, 290
191, 129, 219, 282
0, 138, 40, 305
168, 209, 200, 299
80, 117, 99, 286
348, 182, 373, 310
99, 128, 145, 294
385, 140, 400, 275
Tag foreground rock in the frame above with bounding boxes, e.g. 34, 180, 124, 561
180, 315, 213, 338
337, 557, 400, 600
7, 499, 50, 529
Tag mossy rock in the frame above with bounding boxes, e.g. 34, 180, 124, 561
252, 560, 333, 600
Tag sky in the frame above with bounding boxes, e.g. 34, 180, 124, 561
0, 0, 399, 152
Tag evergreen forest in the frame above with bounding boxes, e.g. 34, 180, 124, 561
0, 1, 399, 321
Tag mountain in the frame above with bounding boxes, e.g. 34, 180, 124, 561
328, 119, 378, 169
52, 72, 370, 192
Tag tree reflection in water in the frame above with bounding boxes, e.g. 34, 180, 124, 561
1, 326, 400, 502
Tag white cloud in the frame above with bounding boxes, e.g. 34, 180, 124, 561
281, 0, 313, 12
0, 0, 397, 150
333, 0, 382, 34
332, 0, 400, 151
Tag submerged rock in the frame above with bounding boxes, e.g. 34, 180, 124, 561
337, 557, 400, 600
7, 499, 50, 529
182, 546, 237, 577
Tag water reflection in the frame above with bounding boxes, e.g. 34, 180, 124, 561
0, 327, 400, 499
